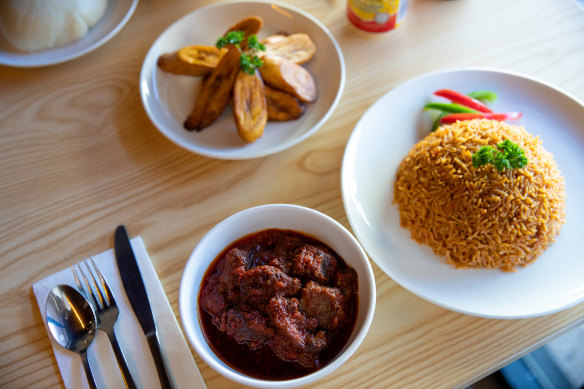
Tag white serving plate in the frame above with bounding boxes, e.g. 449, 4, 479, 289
342, 68, 584, 319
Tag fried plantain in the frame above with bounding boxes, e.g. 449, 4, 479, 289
225, 16, 263, 49
225, 16, 263, 35
261, 33, 316, 64
178, 45, 226, 66
232, 69, 268, 142
259, 55, 317, 103
157, 46, 226, 76
264, 84, 305, 121
184, 45, 241, 131
157, 52, 211, 76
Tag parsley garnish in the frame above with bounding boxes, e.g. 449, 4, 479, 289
216, 31, 265, 74
472, 140, 528, 171
216, 31, 245, 48
246, 34, 265, 51
472, 145, 497, 167
240, 54, 263, 75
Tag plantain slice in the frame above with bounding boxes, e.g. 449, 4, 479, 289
184, 45, 241, 131
225, 16, 263, 35
261, 33, 316, 64
232, 70, 268, 143
259, 55, 317, 103
264, 84, 305, 121
225, 16, 263, 49
157, 52, 214, 76
178, 45, 226, 67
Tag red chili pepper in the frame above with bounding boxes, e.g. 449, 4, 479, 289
439, 112, 522, 124
434, 89, 494, 113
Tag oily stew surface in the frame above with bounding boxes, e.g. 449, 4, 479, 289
198, 229, 358, 380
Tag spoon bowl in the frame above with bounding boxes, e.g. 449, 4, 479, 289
46, 284, 98, 389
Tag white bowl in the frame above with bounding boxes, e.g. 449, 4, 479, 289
140, 0, 345, 159
179, 204, 376, 388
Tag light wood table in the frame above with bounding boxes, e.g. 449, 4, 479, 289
1, 0, 583, 387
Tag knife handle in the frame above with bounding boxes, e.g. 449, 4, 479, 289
147, 332, 175, 389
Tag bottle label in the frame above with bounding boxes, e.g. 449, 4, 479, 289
347, 0, 408, 32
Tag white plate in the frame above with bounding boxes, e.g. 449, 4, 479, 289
0, 0, 138, 67
341, 68, 584, 319
140, 1, 345, 160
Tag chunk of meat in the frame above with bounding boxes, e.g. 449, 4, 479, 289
266, 296, 318, 347
334, 267, 358, 298
239, 265, 301, 306
218, 248, 249, 278
266, 296, 328, 368
199, 272, 226, 316
269, 331, 326, 368
268, 256, 292, 273
291, 244, 337, 283
216, 248, 249, 303
213, 309, 274, 349
299, 281, 348, 331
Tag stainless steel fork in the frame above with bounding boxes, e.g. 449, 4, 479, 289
73, 257, 137, 389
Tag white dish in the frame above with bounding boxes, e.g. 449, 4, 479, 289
0, 0, 138, 67
140, 1, 345, 160
341, 68, 584, 319
179, 204, 376, 388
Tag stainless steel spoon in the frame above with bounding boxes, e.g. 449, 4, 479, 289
46, 284, 98, 389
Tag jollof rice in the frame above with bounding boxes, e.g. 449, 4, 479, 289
393, 119, 566, 271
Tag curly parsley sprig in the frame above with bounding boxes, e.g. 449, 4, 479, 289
216, 31, 265, 74
216, 31, 245, 48
239, 54, 263, 75
472, 139, 528, 171
246, 34, 265, 51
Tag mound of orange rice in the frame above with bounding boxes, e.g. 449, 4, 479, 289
393, 119, 566, 271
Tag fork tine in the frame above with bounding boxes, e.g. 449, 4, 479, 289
81, 259, 106, 309
72, 262, 99, 309
87, 256, 112, 306
71, 264, 83, 291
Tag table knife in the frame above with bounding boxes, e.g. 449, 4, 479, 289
114, 225, 175, 389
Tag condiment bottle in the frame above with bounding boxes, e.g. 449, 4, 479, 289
347, 0, 408, 33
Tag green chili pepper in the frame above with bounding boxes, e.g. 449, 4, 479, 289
467, 91, 498, 103
424, 102, 479, 114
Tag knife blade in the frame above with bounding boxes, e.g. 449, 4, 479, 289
114, 225, 175, 389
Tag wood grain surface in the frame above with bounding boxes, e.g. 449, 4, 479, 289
1, 0, 583, 388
